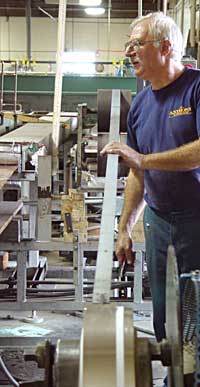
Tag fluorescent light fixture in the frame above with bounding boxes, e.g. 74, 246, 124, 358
84, 7, 105, 15
62, 51, 96, 75
79, 0, 101, 5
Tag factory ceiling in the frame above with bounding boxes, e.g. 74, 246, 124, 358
0, 0, 159, 19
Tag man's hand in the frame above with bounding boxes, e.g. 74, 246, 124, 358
100, 142, 144, 170
116, 230, 135, 264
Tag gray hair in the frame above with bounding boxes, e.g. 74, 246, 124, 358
130, 12, 183, 62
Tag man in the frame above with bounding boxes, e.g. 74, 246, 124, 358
101, 11, 200, 383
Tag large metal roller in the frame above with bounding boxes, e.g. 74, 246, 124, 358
97, 89, 131, 177
79, 304, 136, 387
97, 90, 132, 133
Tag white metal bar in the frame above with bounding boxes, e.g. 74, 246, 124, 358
133, 251, 143, 304
17, 251, 27, 303
116, 306, 125, 387
52, 0, 67, 174
93, 89, 120, 303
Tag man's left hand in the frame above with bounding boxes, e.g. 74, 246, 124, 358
100, 142, 144, 169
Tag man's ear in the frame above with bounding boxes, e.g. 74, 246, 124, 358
160, 39, 172, 57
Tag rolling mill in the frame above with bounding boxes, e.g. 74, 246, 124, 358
0, 1, 199, 387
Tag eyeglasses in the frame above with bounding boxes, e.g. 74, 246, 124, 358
124, 39, 161, 51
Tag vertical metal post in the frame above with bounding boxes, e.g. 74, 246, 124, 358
14, 61, 18, 114
21, 180, 30, 240
17, 251, 27, 303
180, 0, 185, 34
76, 104, 84, 187
0, 61, 4, 112
133, 251, 143, 304
29, 180, 38, 240
13, 61, 18, 128
25, 0, 32, 64
163, 0, 167, 15
73, 233, 83, 302
190, 0, 196, 48
37, 155, 52, 241
63, 141, 73, 193
52, 0, 67, 174
138, 0, 142, 17
107, 0, 111, 66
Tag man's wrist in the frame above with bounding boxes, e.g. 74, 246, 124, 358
139, 154, 146, 170
118, 224, 129, 234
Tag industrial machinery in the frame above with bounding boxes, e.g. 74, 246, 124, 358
21, 246, 187, 387
0, 89, 198, 387
0, 88, 148, 314
16, 90, 196, 387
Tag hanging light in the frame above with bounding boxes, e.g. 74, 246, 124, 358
84, 7, 105, 15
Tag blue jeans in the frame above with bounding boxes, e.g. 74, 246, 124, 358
143, 205, 200, 342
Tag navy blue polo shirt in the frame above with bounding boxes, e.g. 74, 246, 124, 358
127, 68, 200, 212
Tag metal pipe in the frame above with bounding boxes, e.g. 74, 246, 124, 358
52, 0, 67, 174
14, 61, 18, 115
190, 0, 196, 47
197, 0, 200, 43
25, 0, 32, 63
138, 0, 142, 17
107, 0, 111, 64
180, 0, 185, 34
0, 356, 19, 387
163, 0, 167, 15
0, 61, 4, 111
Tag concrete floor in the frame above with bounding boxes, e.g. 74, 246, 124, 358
0, 254, 166, 386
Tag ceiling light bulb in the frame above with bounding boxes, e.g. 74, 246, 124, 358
84, 7, 105, 15
79, 0, 102, 6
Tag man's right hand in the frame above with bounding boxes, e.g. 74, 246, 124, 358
116, 230, 135, 264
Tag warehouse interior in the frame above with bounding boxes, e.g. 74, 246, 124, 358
0, 0, 199, 386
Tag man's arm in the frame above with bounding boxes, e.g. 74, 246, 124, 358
140, 138, 200, 171
116, 168, 145, 263
101, 138, 200, 171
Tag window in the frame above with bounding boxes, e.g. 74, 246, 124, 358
62, 51, 95, 75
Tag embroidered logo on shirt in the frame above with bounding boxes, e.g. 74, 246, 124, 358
169, 106, 192, 118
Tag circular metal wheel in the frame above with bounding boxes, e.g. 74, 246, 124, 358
166, 245, 184, 387
97, 132, 129, 177
54, 340, 79, 387
97, 89, 132, 133
97, 89, 131, 177
79, 304, 136, 387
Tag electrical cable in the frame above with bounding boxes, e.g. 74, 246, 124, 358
0, 355, 19, 387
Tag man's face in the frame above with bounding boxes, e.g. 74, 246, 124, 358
125, 20, 163, 81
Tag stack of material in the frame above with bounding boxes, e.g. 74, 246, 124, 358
61, 189, 88, 243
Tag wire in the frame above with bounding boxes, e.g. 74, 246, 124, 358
0, 355, 20, 387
